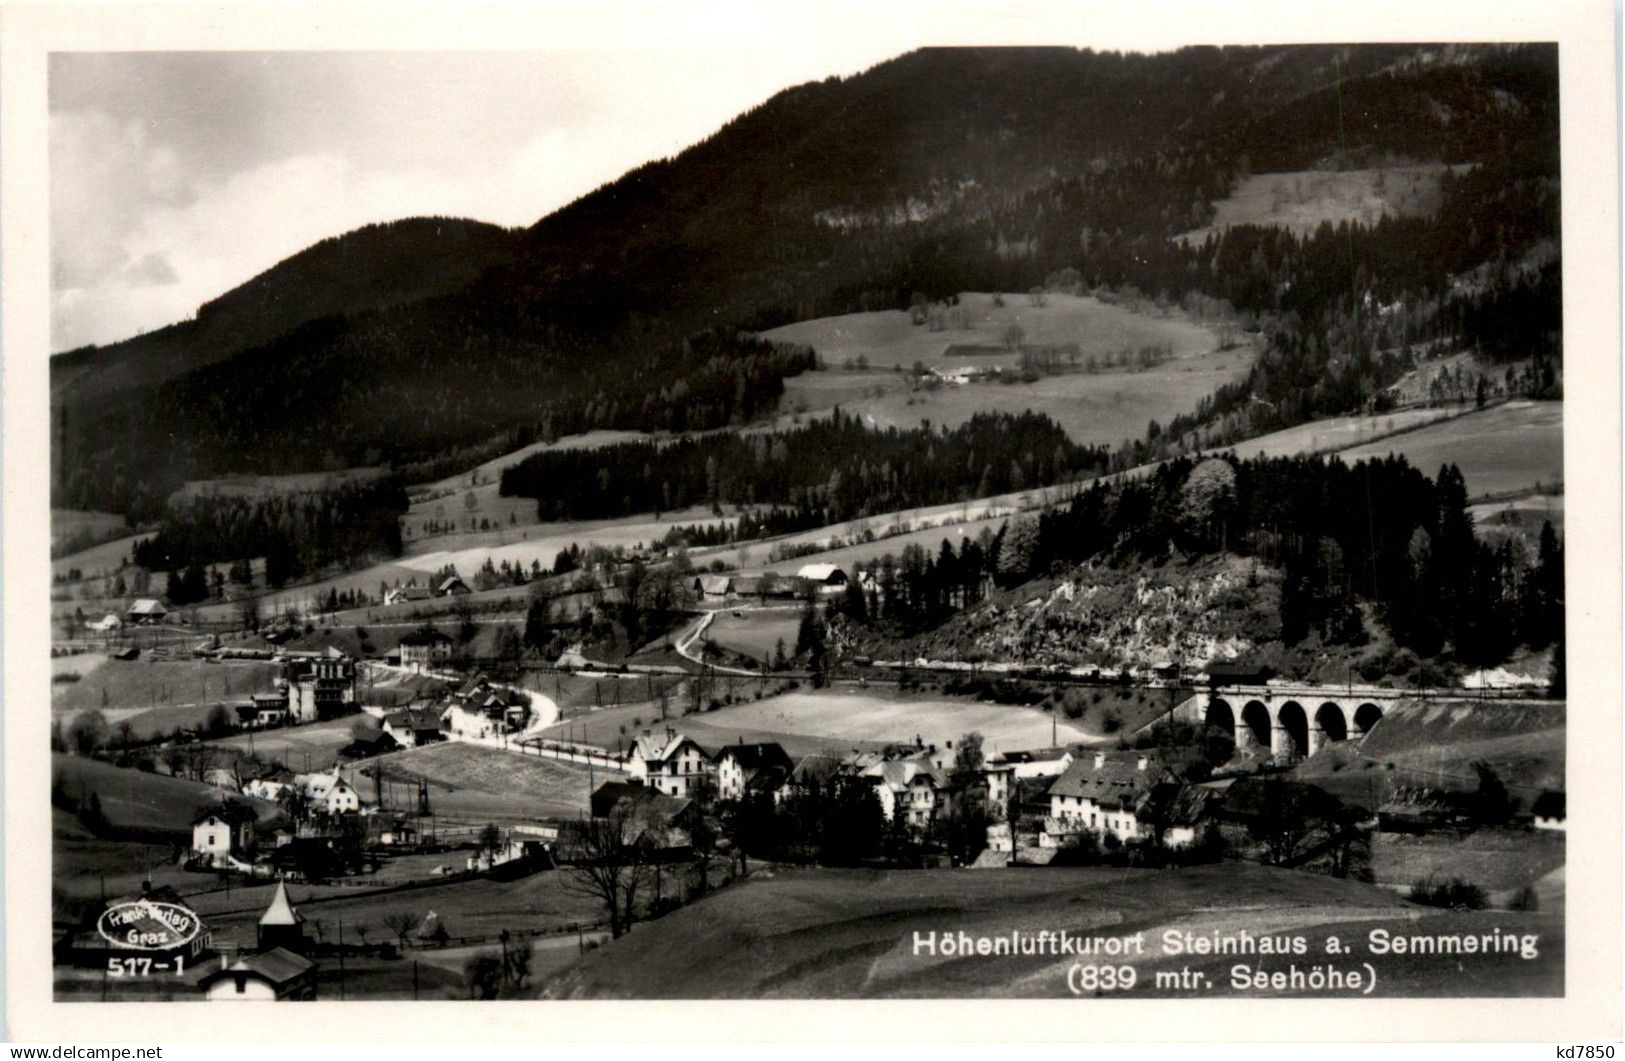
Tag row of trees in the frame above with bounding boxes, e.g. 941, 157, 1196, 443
501, 409, 1109, 523
133, 480, 410, 590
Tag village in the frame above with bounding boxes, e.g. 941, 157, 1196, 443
52, 572, 1568, 1002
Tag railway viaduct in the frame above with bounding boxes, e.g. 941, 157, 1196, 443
1172, 683, 1413, 763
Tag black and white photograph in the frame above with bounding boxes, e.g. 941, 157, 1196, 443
2, 0, 1619, 1044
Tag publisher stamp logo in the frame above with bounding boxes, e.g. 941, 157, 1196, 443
96, 900, 201, 951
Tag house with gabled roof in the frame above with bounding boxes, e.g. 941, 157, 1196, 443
1043, 751, 1165, 846
192, 801, 259, 865
127, 598, 167, 624
795, 563, 849, 595
625, 728, 715, 799
715, 741, 793, 802
382, 707, 445, 748
200, 948, 316, 1001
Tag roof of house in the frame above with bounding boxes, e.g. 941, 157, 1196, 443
717, 742, 792, 772
391, 585, 434, 601
1531, 790, 1566, 818
996, 747, 1072, 765
385, 708, 443, 731
1046, 755, 1161, 809
258, 881, 302, 926
201, 947, 313, 989
590, 781, 693, 822
795, 563, 845, 582
128, 598, 166, 615
250, 692, 287, 705
439, 575, 469, 592
696, 575, 732, 594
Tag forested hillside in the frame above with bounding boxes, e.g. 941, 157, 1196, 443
53, 44, 1559, 521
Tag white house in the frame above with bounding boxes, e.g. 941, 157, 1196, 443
383, 708, 444, 748
383, 585, 434, 606
191, 802, 257, 865
199, 948, 316, 1001
241, 766, 296, 803
795, 563, 849, 596
295, 768, 362, 815
127, 598, 167, 625
1044, 752, 1159, 846
85, 613, 123, 633
634, 731, 716, 799
398, 629, 454, 671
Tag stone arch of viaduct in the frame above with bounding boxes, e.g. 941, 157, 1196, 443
1184, 685, 1404, 762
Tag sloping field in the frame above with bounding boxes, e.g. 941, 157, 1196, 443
1296, 698, 1564, 805
399, 507, 734, 577
1371, 830, 1565, 893
417, 429, 650, 497
209, 717, 374, 773
53, 658, 283, 727
700, 690, 1096, 757
541, 863, 1559, 998
1337, 401, 1562, 500
763, 293, 1243, 448
52, 509, 130, 556
52, 531, 153, 584
51, 754, 280, 839
703, 609, 803, 664
1179, 165, 1462, 243
765, 292, 1219, 371
361, 741, 609, 824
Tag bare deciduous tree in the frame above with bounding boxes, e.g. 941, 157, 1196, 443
558, 804, 654, 939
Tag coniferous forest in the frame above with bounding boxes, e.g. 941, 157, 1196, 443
836, 453, 1563, 670
499, 410, 1108, 524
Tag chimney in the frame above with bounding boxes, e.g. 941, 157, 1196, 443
1136, 756, 1149, 772
1094, 752, 1106, 769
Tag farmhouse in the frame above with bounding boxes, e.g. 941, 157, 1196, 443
694, 574, 733, 602
85, 613, 123, 632
1134, 781, 1222, 848
383, 585, 434, 606
778, 753, 844, 804
192, 801, 258, 865
199, 948, 316, 1001
398, 628, 454, 671
382, 708, 445, 748
127, 598, 167, 625
438, 575, 472, 597
715, 742, 793, 802
795, 563, 849, 596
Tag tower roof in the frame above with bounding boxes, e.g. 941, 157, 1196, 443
259, 880, 302, 926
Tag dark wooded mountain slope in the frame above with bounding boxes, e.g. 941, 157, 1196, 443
52, 44, 1558, 518
51, 217, 518, 403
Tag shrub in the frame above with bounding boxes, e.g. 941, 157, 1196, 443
1409, 876, 1488, 910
